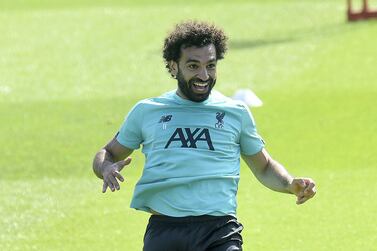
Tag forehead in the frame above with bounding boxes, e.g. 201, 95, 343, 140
179, 44, 217, 63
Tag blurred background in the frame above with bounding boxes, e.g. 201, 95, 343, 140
1, 0, 376, 250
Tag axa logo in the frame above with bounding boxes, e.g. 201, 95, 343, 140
164, 128, 214, 151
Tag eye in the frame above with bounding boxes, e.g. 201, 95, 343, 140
207, 63, 216, 70
188, 64, 199, 70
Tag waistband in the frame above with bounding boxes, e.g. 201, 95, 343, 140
149, 214, 236, 223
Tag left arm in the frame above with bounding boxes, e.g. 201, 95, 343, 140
242, 148, 316, 204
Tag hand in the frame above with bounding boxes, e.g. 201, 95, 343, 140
288, 177, 316, 205
102, 158, 132, 193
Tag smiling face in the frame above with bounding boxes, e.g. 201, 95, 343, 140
170, 44, 217, 102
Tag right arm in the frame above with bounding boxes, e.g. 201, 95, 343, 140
93, 137, 134, 192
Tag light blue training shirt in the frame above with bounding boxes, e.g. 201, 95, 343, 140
116, 90, 265, 217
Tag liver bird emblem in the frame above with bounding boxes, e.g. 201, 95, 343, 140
215, 112, 225, 128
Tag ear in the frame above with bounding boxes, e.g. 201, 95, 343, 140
169, 61, 178, 78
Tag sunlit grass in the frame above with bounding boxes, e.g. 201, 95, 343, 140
1, 0, 376, 250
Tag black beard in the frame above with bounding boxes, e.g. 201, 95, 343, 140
176, 69, 216, 102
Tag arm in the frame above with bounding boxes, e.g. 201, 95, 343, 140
93, 137, 134, 193
242, 148, 316, 204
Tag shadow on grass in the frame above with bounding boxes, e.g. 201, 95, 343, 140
229, 38, 295, 50
229, 21, 357, 50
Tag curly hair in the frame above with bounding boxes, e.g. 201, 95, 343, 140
163, 20, 228, 74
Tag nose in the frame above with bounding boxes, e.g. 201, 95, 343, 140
197, 67, 209, 81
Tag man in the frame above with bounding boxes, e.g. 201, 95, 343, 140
93, 21, 316, 251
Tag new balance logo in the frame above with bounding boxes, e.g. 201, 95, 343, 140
164, 128, 215, 151
159, 115, 172, 123
159, 115, 172, 130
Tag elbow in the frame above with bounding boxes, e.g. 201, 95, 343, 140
255, 154, 272, 176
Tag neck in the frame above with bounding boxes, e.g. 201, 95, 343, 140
176, 89, 188, 100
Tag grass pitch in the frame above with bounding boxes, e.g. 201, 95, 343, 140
1, 0, 376, 250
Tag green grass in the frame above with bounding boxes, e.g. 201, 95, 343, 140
1, 0, 376, 250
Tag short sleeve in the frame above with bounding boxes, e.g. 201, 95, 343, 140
116, 103, 143, 149
240, 104, 265, 155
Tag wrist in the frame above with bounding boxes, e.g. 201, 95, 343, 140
286, 176, 295, 194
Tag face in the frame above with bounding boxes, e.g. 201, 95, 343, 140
171, 44, 217, 102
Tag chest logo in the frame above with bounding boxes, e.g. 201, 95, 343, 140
215, 112, 225, 129
159, 115, 172, 130
164, 128, 215, 151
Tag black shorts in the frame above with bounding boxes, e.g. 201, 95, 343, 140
143, 215, 243, 251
